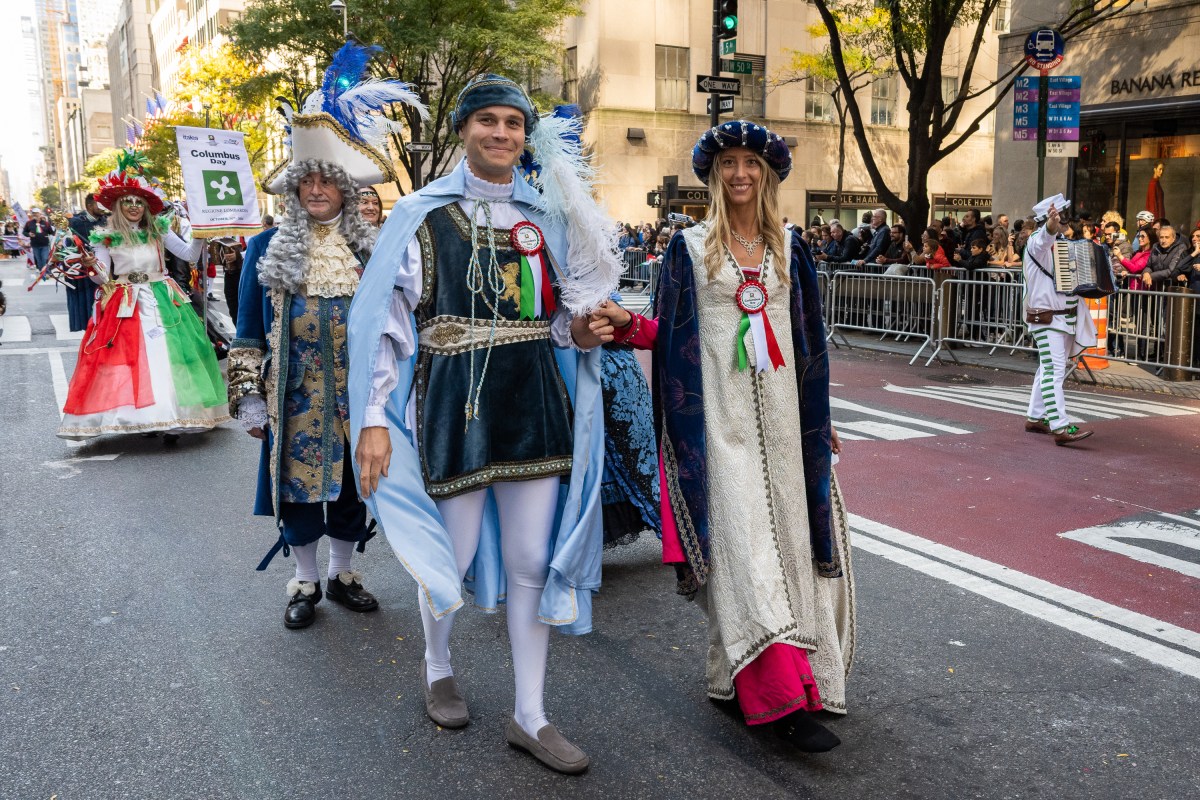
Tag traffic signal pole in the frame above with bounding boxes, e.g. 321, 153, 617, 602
710, 0, 721, 128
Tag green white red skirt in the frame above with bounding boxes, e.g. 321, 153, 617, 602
57, 279, 230, 439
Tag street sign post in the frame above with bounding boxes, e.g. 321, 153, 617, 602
720, 59, 753, 75
721, 39, 736, 56
706, 96, 735, 115
1022, 28, 1066, 199
696, 75, 741, 94
405, 142, 433, 152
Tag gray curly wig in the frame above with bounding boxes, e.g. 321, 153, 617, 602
257, 159, 379, 293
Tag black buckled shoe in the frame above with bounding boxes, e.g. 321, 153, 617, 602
284, 579, 322, 630
326, 571, 379, 613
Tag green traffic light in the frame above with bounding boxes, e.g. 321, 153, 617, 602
721, 14, 737, 31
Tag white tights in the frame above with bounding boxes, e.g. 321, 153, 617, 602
291, 538, 357, 583
420, 477, 559, 737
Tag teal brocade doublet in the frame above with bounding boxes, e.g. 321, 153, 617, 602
413, 203, 574, 498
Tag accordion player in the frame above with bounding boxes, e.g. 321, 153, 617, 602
1052, 239, 1116, 298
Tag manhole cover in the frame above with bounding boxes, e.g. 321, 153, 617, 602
928, 373, 991, 386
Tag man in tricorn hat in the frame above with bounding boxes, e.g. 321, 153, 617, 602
228, 43, 428, 629
349, 73, 622, 773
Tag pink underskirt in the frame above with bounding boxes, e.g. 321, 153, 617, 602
659, 452, 685, 563
733, 643, 824, 725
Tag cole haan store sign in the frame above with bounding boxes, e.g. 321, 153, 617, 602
1110, 69, 1200, 96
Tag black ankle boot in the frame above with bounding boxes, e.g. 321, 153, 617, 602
773, 710, 841, 753
284, 580, 323, 629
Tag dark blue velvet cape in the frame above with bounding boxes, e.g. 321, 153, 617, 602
652, 228, 841, 592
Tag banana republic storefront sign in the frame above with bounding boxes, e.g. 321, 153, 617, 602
1110, 69, 1200, 96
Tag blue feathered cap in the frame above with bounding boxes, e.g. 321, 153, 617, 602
451, 73, 538, 133
692, 120, 792, 184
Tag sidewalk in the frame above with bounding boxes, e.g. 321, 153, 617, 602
832, 330, 1200, 400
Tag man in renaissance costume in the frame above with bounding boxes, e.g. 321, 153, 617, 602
348, 75, 622, 773
227, 43, 428, 629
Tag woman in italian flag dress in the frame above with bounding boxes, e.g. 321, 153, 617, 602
57, 151, 230, 440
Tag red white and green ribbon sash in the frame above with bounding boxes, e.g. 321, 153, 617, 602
734, 269, 785, 373
511, 221, 556, 320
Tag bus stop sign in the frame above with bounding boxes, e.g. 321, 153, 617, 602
1024, 28, 1064, 72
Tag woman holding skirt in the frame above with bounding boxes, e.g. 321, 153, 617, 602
58, 151, 230, 441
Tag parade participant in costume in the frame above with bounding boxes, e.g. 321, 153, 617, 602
599, 339, 660, 548
58, 151, 229, 441
358, 186, 385, 227
593, 120, 856, 753
1022, 195, 1096, 445
349, 74, 622, 774
227, 43, 429, 630
210, 236, 243, 324
66, 196, 108, 331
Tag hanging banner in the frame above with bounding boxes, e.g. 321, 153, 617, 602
174, 126, 262, 237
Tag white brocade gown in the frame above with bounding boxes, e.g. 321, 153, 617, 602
681, 225, 854, 712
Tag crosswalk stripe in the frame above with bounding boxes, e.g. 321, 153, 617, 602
833, 419, 936, 440
885, 383, 1197, 422
987, 385, 1197, 416
916, 384, 1126, 419
0, 315, 32, 342
50, 314, 84, 341
830, 397, 970, 434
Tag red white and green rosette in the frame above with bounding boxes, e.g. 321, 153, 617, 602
735, 269, 785, 372
511, 220, 557, 320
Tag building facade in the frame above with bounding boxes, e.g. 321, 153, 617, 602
993, 0, 1200, 227
108, 0, 158, 137
62, 87, 115, 208
553, 0, 1000, 226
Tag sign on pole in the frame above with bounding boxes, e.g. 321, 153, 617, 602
175, 126, 262, 237
720, 39, 736, 56
706, 96, 736, 115
405, 142, 433, 153
1023, 28, 1065, 72
696, 75, 741, 95
1012, 75, 1080, 142
720, 59, 754, 75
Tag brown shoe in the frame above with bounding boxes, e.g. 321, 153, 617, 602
1024, 418, 1051, 434
1053, 425, 1093, 446
505, 719, 590, 775
421, 659, 469, 728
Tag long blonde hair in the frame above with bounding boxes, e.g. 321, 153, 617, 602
106, 196, 166, 243
703, 152, 789, 286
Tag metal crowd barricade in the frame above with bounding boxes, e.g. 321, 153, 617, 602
618, 251, 658, 316
1105, 287, 1198, 377
826, 271, 939, 364
925, 277, 1032, 365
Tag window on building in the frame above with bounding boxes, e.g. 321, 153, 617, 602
941, 75, 959, 106
870, 74, 896, 126
732, 55, 766, 118
655, 45, 689, 111
563, 46, 578, 104
805, 76, 834, 121
994, 0, 1010, 32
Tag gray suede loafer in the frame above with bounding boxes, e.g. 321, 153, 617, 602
505, 719, 590, 775
420, 659, 469, 728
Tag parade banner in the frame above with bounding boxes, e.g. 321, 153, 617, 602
175, 126, 262, 237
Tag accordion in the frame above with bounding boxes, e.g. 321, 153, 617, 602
1053, 239, 1116, 298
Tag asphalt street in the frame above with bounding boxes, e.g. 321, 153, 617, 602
2, 257, 1198, 800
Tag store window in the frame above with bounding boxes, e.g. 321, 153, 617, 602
656, 45, 689, 111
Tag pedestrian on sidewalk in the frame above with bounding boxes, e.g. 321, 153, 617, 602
23, 208, 54, 274
1022, 195, 1096, 445
591, 119, 856, 754
226, 43, 429, 629
349, 76, 621, 774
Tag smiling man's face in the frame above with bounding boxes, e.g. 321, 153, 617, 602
461, 105, 526, 184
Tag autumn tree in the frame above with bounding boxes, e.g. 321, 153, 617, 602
226, 0, 581, 190
775, 8, 893, 219
810, 0, 1132, 237
35, 185, 62, 210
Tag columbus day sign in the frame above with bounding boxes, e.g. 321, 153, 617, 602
175, 126, 262, 237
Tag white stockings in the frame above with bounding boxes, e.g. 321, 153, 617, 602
420, 477, 560, 737
290, 538, 356, 584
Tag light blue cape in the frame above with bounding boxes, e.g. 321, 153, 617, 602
347, 160, 604, 634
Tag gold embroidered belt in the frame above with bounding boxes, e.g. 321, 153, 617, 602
417, 315, 550, 356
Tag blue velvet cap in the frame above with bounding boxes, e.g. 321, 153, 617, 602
451, 73, 538, 133
692, 120, 792, 184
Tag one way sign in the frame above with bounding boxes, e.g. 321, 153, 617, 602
707, 96, 735, 115
695, 74, 742, 95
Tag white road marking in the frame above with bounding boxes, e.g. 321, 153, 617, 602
50, 314, 84, 341
830, 397, 970, 434
1060, 516, 1200, 580
43, 453, 120, 478
833, 419, 935, 440
885, 382, 1198, 421
851, 513, 1200, 667
48, 352, 69, 418
0, 315, 32, 342
0, 345, 80, 356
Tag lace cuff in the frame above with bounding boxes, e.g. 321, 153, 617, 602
239, 394, 268, 431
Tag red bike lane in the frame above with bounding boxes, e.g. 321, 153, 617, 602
830, 356, 1200, 631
